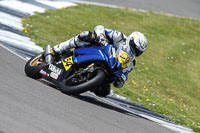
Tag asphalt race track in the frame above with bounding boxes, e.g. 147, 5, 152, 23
0, 46, 176, 133
81, 0, 200, 19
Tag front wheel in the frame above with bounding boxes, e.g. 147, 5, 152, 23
24, 54, 46, 79
93, 84, 111, 97
60, 69, 105, 95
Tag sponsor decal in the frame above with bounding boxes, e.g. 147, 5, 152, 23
40, 69, 49, 76
117, 49, 130, 68
48, 64, 62, 75
62, 56, 73, 71
50, 72, 58, 79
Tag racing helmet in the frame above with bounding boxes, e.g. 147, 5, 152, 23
126, 32, 148, 56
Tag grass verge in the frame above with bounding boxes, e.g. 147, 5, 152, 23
22, 4, 200, 132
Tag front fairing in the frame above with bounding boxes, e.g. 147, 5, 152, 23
72, 45, 134, 73
42, 44, 133, 85
73, 45, 118, 71
73, 46, 107, 64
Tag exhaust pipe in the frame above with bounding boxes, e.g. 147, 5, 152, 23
44, 45, 53, 64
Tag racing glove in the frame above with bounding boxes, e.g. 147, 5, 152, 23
95, 33, 108, 46
94, 25, 108, 46
113, 70, 128, 88
113, 77, 125, 88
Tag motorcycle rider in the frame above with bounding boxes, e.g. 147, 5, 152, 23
52, 25, 148, 96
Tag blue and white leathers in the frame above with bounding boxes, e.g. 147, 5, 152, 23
54, 25, 135, 72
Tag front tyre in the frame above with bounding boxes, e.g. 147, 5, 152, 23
24, 54, 46, 79
60, 69, 105, 95
93, 84, 111, 97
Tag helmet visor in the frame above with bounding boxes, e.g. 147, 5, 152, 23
129, 38, 143, 57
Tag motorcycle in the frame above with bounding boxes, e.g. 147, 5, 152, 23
24, 44, 133, 97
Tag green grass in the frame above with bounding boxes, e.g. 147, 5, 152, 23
22, 4, 200, 132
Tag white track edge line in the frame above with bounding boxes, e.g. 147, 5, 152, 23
0, 43, 27, 61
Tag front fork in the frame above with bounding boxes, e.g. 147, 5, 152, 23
65, 63, 95, 83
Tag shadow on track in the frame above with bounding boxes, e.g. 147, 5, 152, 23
74, 94, 139, 117
39, 78, 151, 120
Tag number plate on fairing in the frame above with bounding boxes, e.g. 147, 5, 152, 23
62, 56, 74, 71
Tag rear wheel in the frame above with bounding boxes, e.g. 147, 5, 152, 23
24, 54, 46, 79
60, 69, 105, 95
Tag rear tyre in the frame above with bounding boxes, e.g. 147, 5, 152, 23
24, 54, 46, 79
60, 69, 105, 95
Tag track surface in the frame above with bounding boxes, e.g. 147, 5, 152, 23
0, 47, 174, 133
81, 0, 200, 19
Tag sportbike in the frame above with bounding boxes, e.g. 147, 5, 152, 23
25, 44, 133, 97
